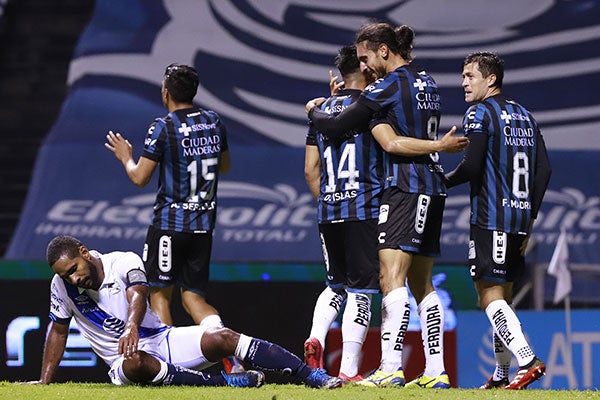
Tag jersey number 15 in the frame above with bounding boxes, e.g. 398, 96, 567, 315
186, 157, 218, 202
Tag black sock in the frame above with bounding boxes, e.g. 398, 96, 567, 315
161, 363, 225, 386
243, 338, 313, 380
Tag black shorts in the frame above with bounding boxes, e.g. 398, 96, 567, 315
469, 225, 525, 283
377, 188, 444, 256
318, 219, 380, 293
143, 225, 212, 295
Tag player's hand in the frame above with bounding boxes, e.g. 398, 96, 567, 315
329, 70, 344, 96
520, 221, 535, 256
305, 97, 327, 114
105, 131, 133, 163
437, 126, 469, 153
118, 326, 140, 359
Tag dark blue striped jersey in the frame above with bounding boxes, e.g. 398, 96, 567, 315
359, 64, 446, 196
463, 94, 542, 234
306, 89, 384, 223
142, 107, 228, 233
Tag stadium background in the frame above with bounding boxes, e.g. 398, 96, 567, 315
0, 0, 599, 389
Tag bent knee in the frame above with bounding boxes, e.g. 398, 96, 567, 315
121, 352, 155, 383
202, 328, 240, 360
123, 352, 146, 370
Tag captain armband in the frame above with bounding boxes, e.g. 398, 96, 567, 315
126, 269, 148, 287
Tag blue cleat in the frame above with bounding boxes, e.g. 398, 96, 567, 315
221, 370, 265, 388
305, 368, 343, 389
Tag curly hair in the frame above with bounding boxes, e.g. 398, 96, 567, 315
46, 235, 83, 267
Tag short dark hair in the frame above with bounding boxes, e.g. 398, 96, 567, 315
334, 45, 360, 77
163, 63, 199, 103
463, 51, 504, 88
355, 22, 414, 61
46, 235, 83, 267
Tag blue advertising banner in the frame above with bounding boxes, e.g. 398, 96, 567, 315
457, 310, 600, 389
441, 151, 600, 265
6, 0, 600, 264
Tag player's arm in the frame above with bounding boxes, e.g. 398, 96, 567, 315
217, 119, 231, 174
219, 149, 231, 174
304, 144, 321, 200
307, 100, 374, 139
118, 269, 150, 359
24, 320, 69, 384
371, 123, 467, 156
521, 133, 552, 255
530, 132, 552, 220
105, 131, 157, 187
444, 132, 487, 188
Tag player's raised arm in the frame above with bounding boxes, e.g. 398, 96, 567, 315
105, 130, 157, 187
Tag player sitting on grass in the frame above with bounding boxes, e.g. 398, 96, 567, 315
25, 235, 343, 389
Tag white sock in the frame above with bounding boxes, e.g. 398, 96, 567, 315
234, 333, 253, 359
485, 300, 534, 367
492, 332, 512, 380
379, 287, 410, 373
151, 359, 169, 383
308, 286, 346, 347
200, 314, 224, 329
339, 292, 371, 377
417, 291, 445, 376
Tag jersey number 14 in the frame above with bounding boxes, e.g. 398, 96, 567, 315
323, 143, 359, 193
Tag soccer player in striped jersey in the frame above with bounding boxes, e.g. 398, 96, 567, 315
303, 45, 383, 382
445, 52, 552, 389
105, 63, 242, 373
306, 23, 467, 389
28, 235, 343, 389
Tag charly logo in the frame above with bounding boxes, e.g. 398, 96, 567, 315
65, 0, 600, 150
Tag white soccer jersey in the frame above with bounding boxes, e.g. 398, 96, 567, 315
49, 250, 169, 367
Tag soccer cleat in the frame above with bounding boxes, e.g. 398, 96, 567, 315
338, 372, 363, 383
221, 370, 265, 388
303, 337, 324, 369
305, 368, 343, 389
405, 371, 451, 388
480, 376, 509, 389
357, 368, 405, 387
222, 356, 245, 374
505, 358, 546, 390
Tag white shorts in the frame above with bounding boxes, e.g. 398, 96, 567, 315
108, 325, 216, 385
